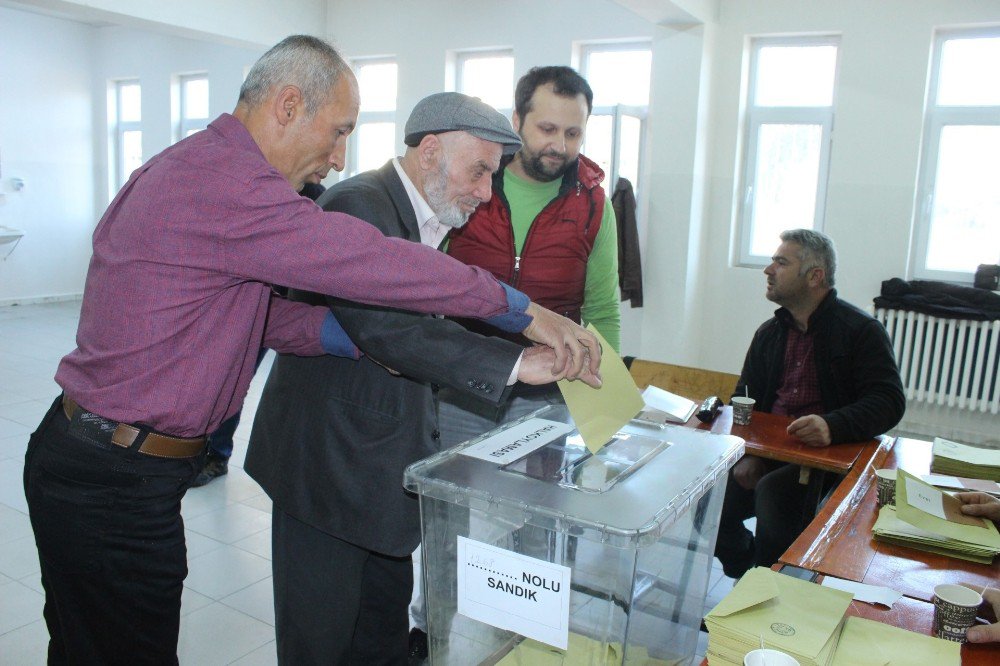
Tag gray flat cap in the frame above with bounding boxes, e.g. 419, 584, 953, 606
404, 92, 521, 155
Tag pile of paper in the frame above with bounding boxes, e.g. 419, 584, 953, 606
635, 385, 697, 426
872, 470, 1000, 564
931, 437, 1000, 482
495, 633, 671, 665
705, 568, 962, 666
872, 506, 1000, 564
829, 616, 959, 666
704, 567, 853, 666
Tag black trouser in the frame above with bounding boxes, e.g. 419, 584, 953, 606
23, 396, 201, 665
272, 506, 412, 665
714, 461, 807, 577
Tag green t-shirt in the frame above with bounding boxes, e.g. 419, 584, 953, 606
503, 169, 621, 354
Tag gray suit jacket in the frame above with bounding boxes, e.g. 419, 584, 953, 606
245, 161, 523, 556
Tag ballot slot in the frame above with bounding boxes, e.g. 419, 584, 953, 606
501, 431, 669, 493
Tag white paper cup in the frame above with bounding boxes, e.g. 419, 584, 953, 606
875, 468, 897, 507
744, 648, 800, 666
933, 583, 982, 642
732, 397, 756, 426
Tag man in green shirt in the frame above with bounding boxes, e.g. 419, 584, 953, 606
408, 66, 620, 661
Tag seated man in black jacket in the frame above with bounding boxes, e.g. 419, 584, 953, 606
715, 229, 905, 578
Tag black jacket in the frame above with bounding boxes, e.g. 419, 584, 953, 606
245, 161, 521, 556
733, 290, 905, 444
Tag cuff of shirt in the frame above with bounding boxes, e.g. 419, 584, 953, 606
321, 312, 360, 359
507, 351, 523, 386
484, 282, 532, 333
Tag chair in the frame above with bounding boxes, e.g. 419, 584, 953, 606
626, 358, 739, 403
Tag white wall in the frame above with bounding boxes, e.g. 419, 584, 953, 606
0, 5, 268, 304
90, 27, 263, 211
0, 7, 96, 305
694, 0, 1000, 378
7, 0, 326, 48
691, 0, 1000, 443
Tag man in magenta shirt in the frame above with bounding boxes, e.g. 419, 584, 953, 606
22, 35, 600, 664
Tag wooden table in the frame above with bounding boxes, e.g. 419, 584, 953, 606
780, 437, 1000, 603
690, 407, 882, 527
693, 407, 873, 475
699, 568, 998, 666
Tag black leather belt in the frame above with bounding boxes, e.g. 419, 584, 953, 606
62, 397, 205, 459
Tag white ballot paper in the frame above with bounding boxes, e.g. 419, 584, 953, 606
905, 475, 948, 520
457, 536, 572, 650
459, 418, 572, 465
820, 576, 902, 608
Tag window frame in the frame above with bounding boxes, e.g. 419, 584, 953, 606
579, 41, 651, 199
911, 26, 1000, 283
454, 48, 515, 117
112, 79, 142, 192
346, 57, 397, 179
736, 35, 840, 267
176, 73, 210, 140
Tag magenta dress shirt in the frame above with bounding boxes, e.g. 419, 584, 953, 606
56, 114, 522, 437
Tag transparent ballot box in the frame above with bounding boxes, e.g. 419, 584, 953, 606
404, 404, 744, 665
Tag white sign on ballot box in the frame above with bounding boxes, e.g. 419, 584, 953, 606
458, 418, 572, 465
457, 536, 572, 650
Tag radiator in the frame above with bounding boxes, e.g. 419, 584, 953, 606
873, 308, 1000, 414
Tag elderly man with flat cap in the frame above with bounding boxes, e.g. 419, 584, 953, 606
245, 92, 587, 664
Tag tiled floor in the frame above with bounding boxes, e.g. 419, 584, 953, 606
0, 299, 738, 665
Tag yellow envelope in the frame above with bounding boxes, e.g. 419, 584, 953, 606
705, 567, 853, 662
496, 633, 622, 665
557, 325, 644, 454
895, 469, 1000, 547
831, 616, 959, 666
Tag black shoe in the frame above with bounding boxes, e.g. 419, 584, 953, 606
408, 628, 428, 665
717, 534, 755, 579
191, 455, 228, 487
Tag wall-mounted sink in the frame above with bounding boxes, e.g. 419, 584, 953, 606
0, 226, 25, 257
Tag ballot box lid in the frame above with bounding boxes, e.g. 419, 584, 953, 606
404, 404, 744, 546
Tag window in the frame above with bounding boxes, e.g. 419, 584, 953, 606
113, 80, 142, 190
737, 37, 839, 266
580, 43, 651, 199
455, 50, 514, 115
348, 58, 397, 177
176, 74, 209, 140
912, 28, 1000, 282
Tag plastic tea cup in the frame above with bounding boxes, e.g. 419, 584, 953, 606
875, 468, 897, 507
732, 397, 756, 426
744, 648, 800, 666
933, 583, 982, 642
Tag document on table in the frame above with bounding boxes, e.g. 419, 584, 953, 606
557, 325, 644, 454
871, 470, 1000, 563
704, 566, 853, 666
872, 506, 1000, 564
896, 469, 996, 536
922, 473, 1000, 496
637, 385, 697, 424
932, 437, 1000, 466
820, 577, 901, 608
830, 616, 960, 666
931, 437, 1000, 482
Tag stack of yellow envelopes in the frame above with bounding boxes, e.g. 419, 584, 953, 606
931, 437, 1000, 482
872, 470, 1000, 564
704, 567, 853, 665
495, 632, 671, 665
872, 506, 1000, 563
830, 616, 960, 666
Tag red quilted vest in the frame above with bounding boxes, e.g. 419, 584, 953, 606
448, 154, 605, 325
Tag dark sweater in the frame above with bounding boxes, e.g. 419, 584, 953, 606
733, 290, 905, 444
